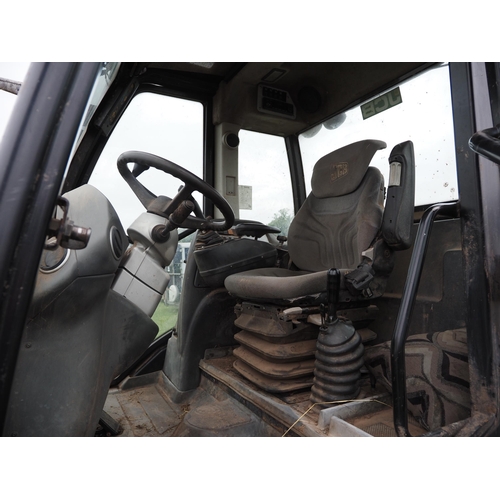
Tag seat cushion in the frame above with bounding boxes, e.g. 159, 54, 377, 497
224, 267, 327, 302
364, 328, 471, 431
288, 167, 384, 272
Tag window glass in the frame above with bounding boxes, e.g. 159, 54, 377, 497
89, 93, 203, 335
90, 92, 203, 231
238, 130, 294, 235
299, 63, 457, 207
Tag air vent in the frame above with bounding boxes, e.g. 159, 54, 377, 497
257, 84, 296, 119
110, 226, 124, 260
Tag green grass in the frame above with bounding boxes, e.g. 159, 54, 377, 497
152, 301, 179, 336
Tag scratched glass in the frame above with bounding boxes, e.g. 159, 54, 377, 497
299, 63, 457, 207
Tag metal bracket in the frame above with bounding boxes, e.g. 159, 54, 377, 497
45, 197, 91, 251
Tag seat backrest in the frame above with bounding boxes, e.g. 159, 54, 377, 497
288, 139, 387, 272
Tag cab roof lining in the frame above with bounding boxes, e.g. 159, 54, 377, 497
143, 62, 432, 136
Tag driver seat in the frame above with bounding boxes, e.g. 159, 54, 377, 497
224, 139, 415, 392
225, 139, 388, 305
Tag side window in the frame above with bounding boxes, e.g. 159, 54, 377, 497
238, 130, 295, 235
299, 63, 457, 208
89, 92, 204, 335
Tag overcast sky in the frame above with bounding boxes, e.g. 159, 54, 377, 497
0, 62, 30, 143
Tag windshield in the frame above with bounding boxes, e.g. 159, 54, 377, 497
299, 63, 457, 207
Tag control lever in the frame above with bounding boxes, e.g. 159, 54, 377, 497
45, 197, 91, 250
311, 268, 364, 405
324, 268, 340, 325
152, 199, 195, 242
279, 306, 320, 322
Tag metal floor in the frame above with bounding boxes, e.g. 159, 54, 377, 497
104, 378, 190, 437
102, 354, 426, 437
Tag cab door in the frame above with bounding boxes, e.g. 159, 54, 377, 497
0, 63, 101, 433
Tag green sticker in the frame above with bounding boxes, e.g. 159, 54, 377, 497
361, 87, 402, 120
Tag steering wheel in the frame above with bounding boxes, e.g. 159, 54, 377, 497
117, 151, 235, 236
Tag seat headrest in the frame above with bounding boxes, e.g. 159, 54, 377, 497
311, 139, 387, 198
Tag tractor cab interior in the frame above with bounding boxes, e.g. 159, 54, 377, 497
3, 61, 499, 438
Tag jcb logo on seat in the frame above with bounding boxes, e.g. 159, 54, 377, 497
331, 162, 348, 181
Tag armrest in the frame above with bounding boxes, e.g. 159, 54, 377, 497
231, 222, 281, 239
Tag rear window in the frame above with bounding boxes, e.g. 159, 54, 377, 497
299, 63, 457, 207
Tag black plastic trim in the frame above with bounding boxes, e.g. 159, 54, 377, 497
285, 134, 306, 213
111, 331, 172, 386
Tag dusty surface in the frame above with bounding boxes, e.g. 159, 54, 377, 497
103, 354, 427, 437
104, 383, 190, 437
